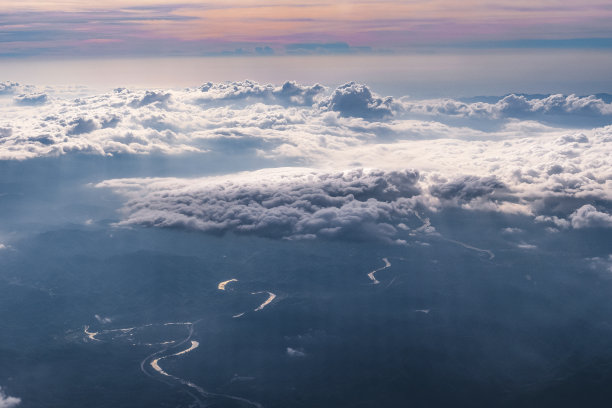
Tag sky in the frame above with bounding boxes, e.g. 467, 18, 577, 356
1, 0, 612, 57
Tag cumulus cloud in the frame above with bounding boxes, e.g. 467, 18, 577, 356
429, 176, 507, 204
97, 154, 612, 242
1, 80, 611, 163
401, 93, 612, 120
98, 168, 423, 242
197, 80, 325, 106
0, 387, 20, 408
100, 115, 121, 129
320, 82, 394, 119
99, 160, 612, 240
67, 118, 98, 135
14, 93, 48, 106
0, 80, 330, 159
527, 94, 612, 116
0, 80, 610, 233
569, 205, 612, 228
129, 91, 171, 108
0, 82, 20, 95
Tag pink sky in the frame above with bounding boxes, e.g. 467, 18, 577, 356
1, 0, 611, 56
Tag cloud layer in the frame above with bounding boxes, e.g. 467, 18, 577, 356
98, 168, 423, 243
98, 160, 612, 243
1, 80, 611, 160
1, 80, 610, 238
402, 94, 612, 119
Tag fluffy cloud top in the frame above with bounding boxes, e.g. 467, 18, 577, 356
0, 82, 20, 95
98, 159, 611, 243
13, 93, 48, 106
0, 80, 611, 160
320, 82, 394, 119
2, 80, 611, 236
98, 168, 422, 242
197, 80, 325, 106
402, 93, 612, 119
429, 176, 507, 203
570, 205, 612, 229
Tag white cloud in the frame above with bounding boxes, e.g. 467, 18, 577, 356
1, 80, 610, 236
517, 243, 537, 250
0, 387, 20, 408
534, 215, 571, 229
0, 82, 21, 95
429, 175, 507, 204
570, 205, 612, 228
0, 81, 610, 169
319, 81, 394, 119
400, 93, 612, 119
197, 80, 326, 106
98, 168, 423, 242
98, 164, 611, 243
286, 347, 306, 357
13, 93, 48, 106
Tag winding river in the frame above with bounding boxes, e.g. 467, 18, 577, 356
251, 291, 276, 311
444, 238, 495, 260
367, 258, 391, 284
81, 276, 279, 408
